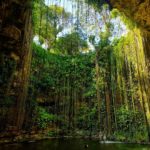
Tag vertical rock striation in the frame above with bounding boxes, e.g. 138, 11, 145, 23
0, 0, 32, 134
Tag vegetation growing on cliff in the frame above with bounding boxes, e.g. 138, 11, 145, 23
0, 0, 150, 144
22, 0, 150, 142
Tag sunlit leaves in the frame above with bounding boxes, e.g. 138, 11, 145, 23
54, 32, 88, 55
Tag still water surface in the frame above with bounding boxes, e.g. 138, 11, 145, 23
0, 139, 150, 150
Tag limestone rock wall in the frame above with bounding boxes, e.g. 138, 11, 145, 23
110, 0, 150, 32
0, 0, 32, 133
110, 0, 150, 66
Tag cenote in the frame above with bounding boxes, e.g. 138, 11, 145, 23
0, 139, 150, 150
1, 0, 150, 147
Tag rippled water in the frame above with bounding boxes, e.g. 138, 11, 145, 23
0, 139, 150, 150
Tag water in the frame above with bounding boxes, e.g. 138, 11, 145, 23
0, 139, 150, 150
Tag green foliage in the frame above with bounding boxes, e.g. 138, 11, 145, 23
35, 106, 57, 129
115, 106, 147, 142
76, 102, 98, 133
29, 1, 149, 143
0, 97, 14, 106
32, 1, 71, 49
85, 0, 108, 10
47, 130, 57, 137
54, 32, 88, 55
110, 9, 120, 18
30, 27, 148, 141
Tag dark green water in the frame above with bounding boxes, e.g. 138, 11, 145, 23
0, 139, 150, 150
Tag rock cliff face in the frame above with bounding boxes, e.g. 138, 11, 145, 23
110, 0, 150, 32
110, 0, 150, 66
0, 0, 32, 133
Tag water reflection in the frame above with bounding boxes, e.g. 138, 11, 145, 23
0, 139, 150, 150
